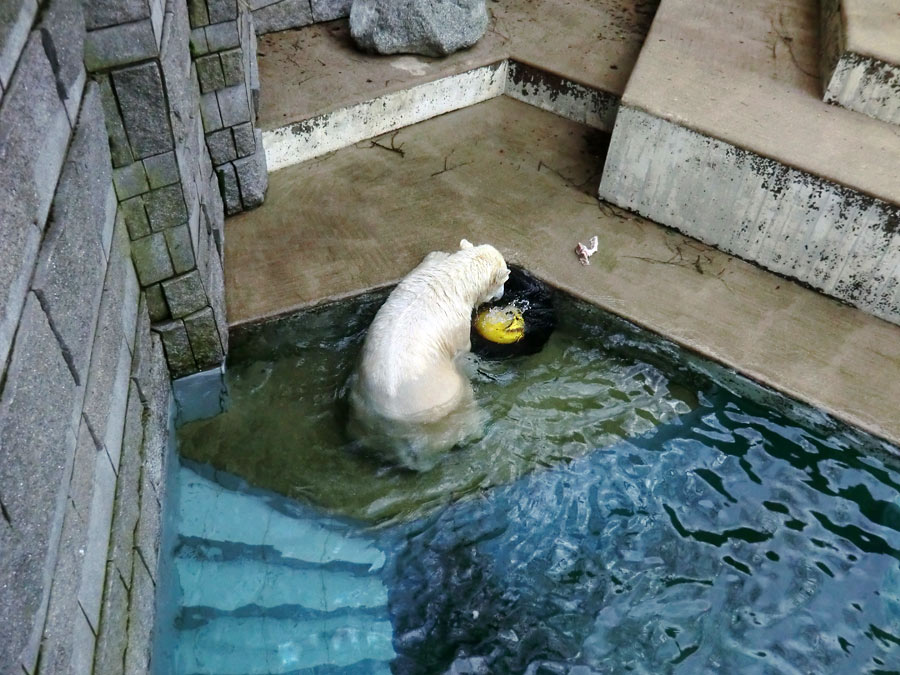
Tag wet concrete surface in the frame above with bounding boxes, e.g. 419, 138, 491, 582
225, 97, 900, 447
255, 0, 658, 130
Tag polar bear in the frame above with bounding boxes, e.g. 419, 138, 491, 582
349, 239, 509, 469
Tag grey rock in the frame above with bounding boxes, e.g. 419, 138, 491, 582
121, 195, 152, 239
199, 90, 223, 131
220, 47, 244, 87
78, 448, 118, 628
187, 0, 210, 28
208, 0, 239, 24
190, 26, 210, 56
206, 127, 236, 165
31, 83, 111, 387
247, 19, 260, 115
112, 61, 174, 159
155, 319, 196, 377
203, 233, 229, 353
123, 553, 157, 675
92, 564, 131, 675
232, 121, 255, 157
113, 161, 150, 200
234, 128, 268, 209
102, 183, 119, 258
132, 232, 175, 286
165, 224, 197, 274
0, 294, 77, 673
350, 0, 488, 57
30, 418, 98, 675
103, 384, 144, 583
158, 0, 194, 147
96, 74, 133, 168
130, 294, 154, 386
0, 32, 71, 372
135, 473, 162, 584
196, 52, 225, 93
206, 173, 225, 248
145, 183, 189, 231
143, 151, 180, 189
162, 270, 208, 318
84, 19, 159, 71
216, 163, 241, 214
82, 218, 138, 464
84, 0, 151, 30
151, 0, 164, 44
0, 0, 36, 88
145, 283, 170, 322
216, 83, 251, 126
141, 334, 172, 492
184, 306, 225, 369
312, 0, 352, 22
253, 0, 313, 34
205, 21, 240, 51
39, 0, 87, 125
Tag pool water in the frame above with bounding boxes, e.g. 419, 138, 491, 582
159, 290, 900, 674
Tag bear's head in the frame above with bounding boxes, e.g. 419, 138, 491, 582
459, 239, 509, 305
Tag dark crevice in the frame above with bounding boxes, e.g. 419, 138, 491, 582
78, 600, 98, 638
0, 492, 11, 525
33, 288, 81, 386
39, 27, 68, 105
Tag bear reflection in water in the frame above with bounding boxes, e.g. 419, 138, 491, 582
349, 239, 510, 471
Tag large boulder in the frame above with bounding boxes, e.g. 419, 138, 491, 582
349, 0, 488, 57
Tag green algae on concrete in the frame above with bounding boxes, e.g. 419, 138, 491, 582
177, 290, 698, 525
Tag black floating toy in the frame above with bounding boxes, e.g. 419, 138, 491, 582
470, 266, 556, 360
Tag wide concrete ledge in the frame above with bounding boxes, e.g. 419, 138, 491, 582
256, 0, 655, 168
619, 0, 898, 206
820, 0, 900, 125
224, 97, 900, 448
256, 0, 657, 131
600, 0, 900, 324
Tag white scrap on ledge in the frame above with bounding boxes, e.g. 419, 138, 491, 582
575, 236, 599, 265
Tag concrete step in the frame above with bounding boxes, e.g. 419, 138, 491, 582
255, 1, 658, 169
175, 614, 394, 675
171, 465, 395, 673
820, 0, 900, 125
175, 555, 388, 613
176, 467, 386, 570
597, 0, 900, 326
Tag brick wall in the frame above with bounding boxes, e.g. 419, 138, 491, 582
0, 0, 270, 672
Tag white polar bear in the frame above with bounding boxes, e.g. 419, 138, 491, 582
349, 239, 509, 469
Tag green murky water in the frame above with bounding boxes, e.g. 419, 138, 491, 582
178, 291, 697, 525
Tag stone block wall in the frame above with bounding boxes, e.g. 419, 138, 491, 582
0, 8, 174, 673
84, 0, 238, 378
0, 0, 271, 672
187, 0, 269, 215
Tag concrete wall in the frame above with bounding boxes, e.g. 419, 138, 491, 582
598, 105, 900, 325
0, 0, 268, 672
819, 0, 900, 126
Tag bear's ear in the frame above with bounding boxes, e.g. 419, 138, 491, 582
459, 239, 473, 250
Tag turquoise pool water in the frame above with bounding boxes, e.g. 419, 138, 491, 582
157, 291, 900, 674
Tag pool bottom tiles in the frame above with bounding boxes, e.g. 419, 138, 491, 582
157, 291, 900, 675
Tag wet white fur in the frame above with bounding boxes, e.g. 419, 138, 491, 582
355, 239, 508, 423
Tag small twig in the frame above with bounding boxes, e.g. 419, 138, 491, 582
369, 130, 406, 157
770, 13, 817, 79
431, 151, 473, 177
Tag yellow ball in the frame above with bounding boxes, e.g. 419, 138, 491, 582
474, 305, 525, 344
